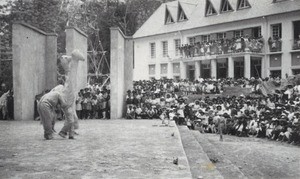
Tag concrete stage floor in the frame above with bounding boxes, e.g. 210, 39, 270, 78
0, 120, 192, 179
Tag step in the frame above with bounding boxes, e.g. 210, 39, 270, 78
191, 131, 247, 179
179, 126, 223, 179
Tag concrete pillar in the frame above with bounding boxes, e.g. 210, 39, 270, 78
124, 38, 134, 91
228, 57, 234, 78
195, 61, 201, 80
12, 22, 57, 120
281, 20, 293, 78
180, 61, 187, 79
45, 35, 57, 90
110, 27, 133, 119
167, 62, 173, 79
244, 54, 251, 78
110, 28, 125, 119
261, 17, 269, 78
65, 27, 88, 92
211, 59, 217, 79
155, 63, 161, 79
265, 55, 270, 78
260, 56, 266, 78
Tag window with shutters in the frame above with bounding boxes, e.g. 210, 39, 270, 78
150, 43, 156, 59
162, 41, 168, 57
174, 39, 181, 56
271, 24, 282, 38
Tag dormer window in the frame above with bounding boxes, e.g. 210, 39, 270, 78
221, 0, 233, 12
165, 7, 174, 24
178, 2, 187, 21
205, 0, 217, 16
237, 0, 251, 10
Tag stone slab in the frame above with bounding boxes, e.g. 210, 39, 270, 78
178, 126, 223, 179
0, 120, 191, 179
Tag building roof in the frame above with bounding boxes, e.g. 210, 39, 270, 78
133, 0, 300, 39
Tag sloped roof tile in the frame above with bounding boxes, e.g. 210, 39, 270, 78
133, 0, 300, 39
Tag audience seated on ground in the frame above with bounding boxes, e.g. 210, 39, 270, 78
124, 77, 300, 146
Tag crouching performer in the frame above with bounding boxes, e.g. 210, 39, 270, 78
38, 91, 67, 140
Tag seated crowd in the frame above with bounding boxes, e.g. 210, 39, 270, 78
178, 35, 264, 58
126, 77, 300, 145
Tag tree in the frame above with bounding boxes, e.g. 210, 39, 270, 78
0, 0, 170, 86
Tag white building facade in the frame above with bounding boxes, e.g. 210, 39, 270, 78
132, 0, 300, 81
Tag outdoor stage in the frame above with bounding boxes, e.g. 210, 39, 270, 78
0, 120, 192, 179
1, 120, 300, 179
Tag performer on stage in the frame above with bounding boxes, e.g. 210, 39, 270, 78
38, 91, 67, 140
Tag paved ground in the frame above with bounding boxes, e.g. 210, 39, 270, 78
0, 120, 191, 179
191, 131, 300, 179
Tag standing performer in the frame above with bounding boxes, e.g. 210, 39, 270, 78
38, 91, 67, 140
217, 113, 226, 141
52, 50, 84, 139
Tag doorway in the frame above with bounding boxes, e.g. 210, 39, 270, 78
251, 57, 261, 78
217, 60, 228, 79
188, 65, 195, 81
293, 20, 300, 39
234, 60, 244, 79
201, 62, 211, 78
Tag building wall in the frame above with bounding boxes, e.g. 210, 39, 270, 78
133, 10, 300, 80
12, 22, 57, 120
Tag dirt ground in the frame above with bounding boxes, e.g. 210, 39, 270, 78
192, 131, 300, 179
0, 120, 191, 179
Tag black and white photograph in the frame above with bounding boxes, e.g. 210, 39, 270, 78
0, 0, 300, 178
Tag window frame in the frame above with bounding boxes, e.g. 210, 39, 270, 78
174, 39, 181, 56
205, 0, 217, 16
221, 0, 233, 13
237, 0, 251, 10
271, 23, 282, 39
149, 65, 155, 75
189, 37, 196, 45
150, 42, 156, 59
202, 35, 211, 42
217, 33, 226, 40
162, 41, 168, 58
178, 3, 188, 22
234, 30, 244, 38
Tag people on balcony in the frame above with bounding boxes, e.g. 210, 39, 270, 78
268, 36, 282, 52
178, 35, 264, 58
292, 34, 300, 50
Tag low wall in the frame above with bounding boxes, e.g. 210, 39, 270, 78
110, 27, 133, 119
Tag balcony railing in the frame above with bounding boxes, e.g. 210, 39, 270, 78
292, 39, 300, 50
178, 37, 264, 58
268, 37, 282, 52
